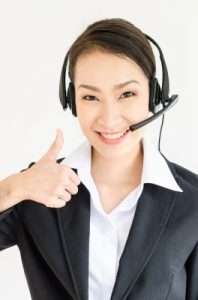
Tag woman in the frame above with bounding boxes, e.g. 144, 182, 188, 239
0, 18, 198, 300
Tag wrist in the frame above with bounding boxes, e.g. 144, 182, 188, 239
0, 173, 26, 206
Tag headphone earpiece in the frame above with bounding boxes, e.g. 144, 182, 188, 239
149, 78, 162, 113
67, 82, 77, 117
59, 53, 77, 116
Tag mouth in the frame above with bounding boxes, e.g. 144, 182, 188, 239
95, 129, 130, 144
96, 129, 129, 139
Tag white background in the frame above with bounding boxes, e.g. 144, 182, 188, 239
0, 0, 198, 298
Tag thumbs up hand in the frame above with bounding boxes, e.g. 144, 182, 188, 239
8, 129, 81, 209
0, 129, 81, 212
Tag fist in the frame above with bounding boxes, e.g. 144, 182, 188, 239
20, 129, 81, 208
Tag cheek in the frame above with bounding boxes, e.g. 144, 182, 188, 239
76, 106, 94, 132
126, 101, 149, 123
76, 100, 97, 126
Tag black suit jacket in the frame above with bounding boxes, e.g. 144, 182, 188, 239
0, 159, 198, 300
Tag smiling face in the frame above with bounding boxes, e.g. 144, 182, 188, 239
74, 49, 150, 161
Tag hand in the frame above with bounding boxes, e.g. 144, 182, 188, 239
18, 129, 81, 208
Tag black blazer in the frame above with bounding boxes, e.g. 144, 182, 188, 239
0, 159, 198, 300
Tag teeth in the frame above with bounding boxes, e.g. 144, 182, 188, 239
100, 130, 127, 139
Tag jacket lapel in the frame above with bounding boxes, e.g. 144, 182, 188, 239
57, 181, 90, 300
111, 183, 178, 300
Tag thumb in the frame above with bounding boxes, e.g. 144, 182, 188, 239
40, 129, 64, 162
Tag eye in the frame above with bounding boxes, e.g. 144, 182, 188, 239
82, 95, 98, 101
120, 91, 135, 98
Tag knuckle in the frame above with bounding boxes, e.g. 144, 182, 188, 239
58, 171, 70, 185
57, 201, 66, 207
64, 178, 70, 186
41, 199, 50, 207
66, 193, 72, 201
60, 166, 67, 177
76, 176, 81, 185
72, 186, 78, 194
53, 186, 61, 196
47, 197, 56, 207
61, 165, 71, 175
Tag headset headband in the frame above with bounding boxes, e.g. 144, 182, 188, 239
59, 34, 171, 109
145, 34, 170, 103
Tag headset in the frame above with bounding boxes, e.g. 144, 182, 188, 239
59, 34, 179, 152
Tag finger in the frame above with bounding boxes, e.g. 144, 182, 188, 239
58, 191, 72, 202
45, 196, 68, 208
57, 200, 67, 207
54, 199, 67, 208
68, 169, 81, 185
40, 129, 64, 162
64, 181, 79, 195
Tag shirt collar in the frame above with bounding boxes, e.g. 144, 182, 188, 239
62, 136, 183, 193
141, 137, 183, 192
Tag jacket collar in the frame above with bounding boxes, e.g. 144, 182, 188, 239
110, 184, 177, 299
57, 169, 180, 300
57, 181, 90, 300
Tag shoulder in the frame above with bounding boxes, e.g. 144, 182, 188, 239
166, 159, 198, 195
172, 162, 198, 186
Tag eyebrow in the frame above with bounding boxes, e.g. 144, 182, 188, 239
77, 80, 140, 92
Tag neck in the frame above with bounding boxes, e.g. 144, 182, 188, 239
91, 142, 143, 186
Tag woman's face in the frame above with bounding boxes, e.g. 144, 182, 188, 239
74, 49, 150, 160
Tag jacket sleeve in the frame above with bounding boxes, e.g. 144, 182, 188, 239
0, 161, 36, 251
0, 205, 21, 251
0, 158, 64, 251
185, 241, 198, 299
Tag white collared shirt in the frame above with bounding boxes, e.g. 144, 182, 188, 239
62, 136, 182, 300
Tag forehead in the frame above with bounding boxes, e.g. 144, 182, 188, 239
74, 49, 147, 86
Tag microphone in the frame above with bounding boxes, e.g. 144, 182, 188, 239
129, 95, 179, 131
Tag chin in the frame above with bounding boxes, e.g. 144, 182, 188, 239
92, 140, 142, 161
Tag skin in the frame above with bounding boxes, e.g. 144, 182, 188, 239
74, 49, 150, 190
0, 130, 80, 212
0, 49, 151, 213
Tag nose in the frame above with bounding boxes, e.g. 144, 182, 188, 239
98, 101, 123, 130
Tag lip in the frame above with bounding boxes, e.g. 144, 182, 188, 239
98, 130, 128, 135
96, 130, 130, 145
